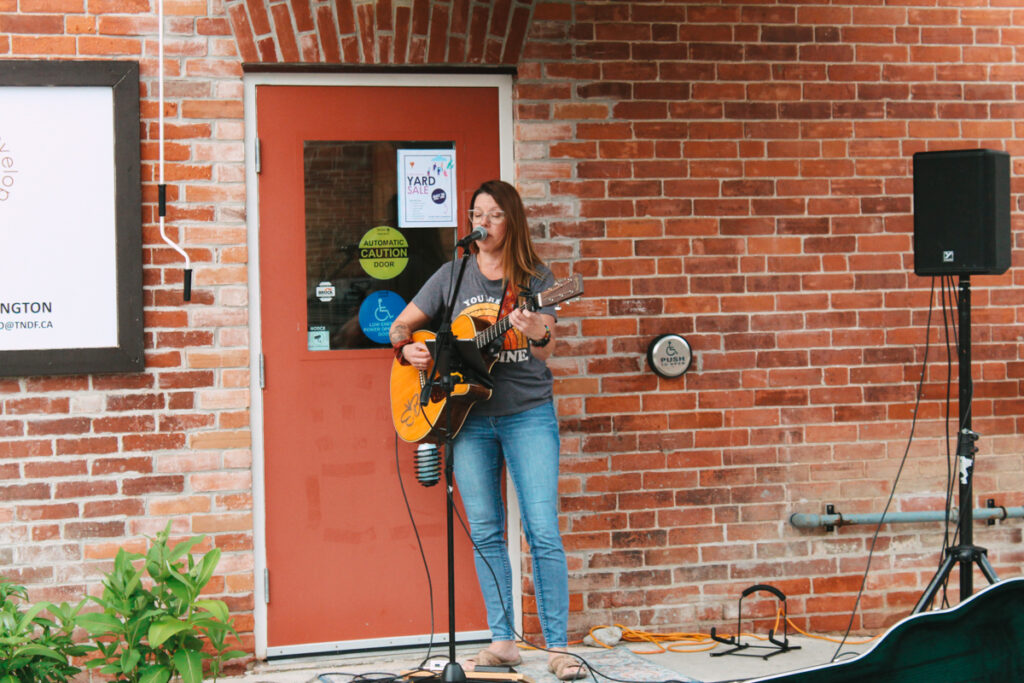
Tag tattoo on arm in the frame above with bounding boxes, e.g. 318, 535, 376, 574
389, 322, 411, 345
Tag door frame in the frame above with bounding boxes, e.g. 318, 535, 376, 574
243, 71, 519, 659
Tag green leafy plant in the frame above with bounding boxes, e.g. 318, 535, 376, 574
0, 578, 89, 683
77, 524, 245, 683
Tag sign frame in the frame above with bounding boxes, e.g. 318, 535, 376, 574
0, 60, 143, 377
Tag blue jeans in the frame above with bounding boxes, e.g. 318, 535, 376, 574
453, 401, 568, 648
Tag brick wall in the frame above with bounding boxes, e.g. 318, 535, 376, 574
0, 0, 257, 656
1, 0, 1023, 664
517, 1, 1024, 636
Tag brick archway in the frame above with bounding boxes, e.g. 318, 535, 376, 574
225, 0, 537, 66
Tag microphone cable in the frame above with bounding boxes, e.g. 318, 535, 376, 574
393, 431, 439, 673
314, 436, 444, 683
317, 674, 403, 683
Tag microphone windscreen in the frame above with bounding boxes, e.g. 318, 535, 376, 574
415, 443, 441, 487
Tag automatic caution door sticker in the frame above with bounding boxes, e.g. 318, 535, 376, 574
359, 290, 406, 344
359, 226, 408, 280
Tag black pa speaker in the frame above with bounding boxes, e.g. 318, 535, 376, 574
912, 148, 1011, 276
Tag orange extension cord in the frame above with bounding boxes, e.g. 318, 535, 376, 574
570, 608, 880, 655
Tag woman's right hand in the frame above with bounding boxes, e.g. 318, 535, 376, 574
402, 341, 432, 371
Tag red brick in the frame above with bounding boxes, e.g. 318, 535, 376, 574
65, 521, 125, 539
94, 416, 155, 434
56, 437, 119, 455
23, 460, 86, 478
0, 13, 63, 33
77, 35, 142, 54
270, 2, 300, 61
121, 475, 185, 495
91, 457, 154, 475
4, 397, 69, 414
27, 418, 91, 436
123, 433, 187, 451
0, 484, 50, 501
227, 2, 259, 61
180, 100, 244, 119
0, 440, 53, 459
54, 480, 117, 498
20, 0, 84, 10
17, 503, 78, 521
106, 394, 166, 411
83, 499, 145, 518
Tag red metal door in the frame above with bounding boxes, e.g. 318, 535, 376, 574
257, 83, 501, 652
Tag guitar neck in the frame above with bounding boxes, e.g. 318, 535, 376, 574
471, 274, 582, 349
475, 307, 521, 348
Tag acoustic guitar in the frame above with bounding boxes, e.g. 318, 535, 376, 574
390, 274, 583, 444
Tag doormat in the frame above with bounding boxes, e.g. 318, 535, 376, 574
513, 647, 701, 683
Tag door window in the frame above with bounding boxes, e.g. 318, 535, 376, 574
303, 141, 456, 351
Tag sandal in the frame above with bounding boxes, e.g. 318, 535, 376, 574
548, 653, 587, 680
464, 648, 523, 671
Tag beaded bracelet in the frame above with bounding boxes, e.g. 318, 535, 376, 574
528, 325, 551, 348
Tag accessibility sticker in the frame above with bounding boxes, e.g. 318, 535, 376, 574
359, 290, 406, 344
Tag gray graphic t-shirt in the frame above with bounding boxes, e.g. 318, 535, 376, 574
412, 256, 556, 417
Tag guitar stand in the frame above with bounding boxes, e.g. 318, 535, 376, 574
710, 584, 801, 660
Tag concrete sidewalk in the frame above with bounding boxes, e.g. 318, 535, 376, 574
220, 635, 868, 683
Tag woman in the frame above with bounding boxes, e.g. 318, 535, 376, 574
389, 180, 584, 680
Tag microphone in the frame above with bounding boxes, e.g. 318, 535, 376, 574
414, 442, 441, 487
456, 225, 488, 247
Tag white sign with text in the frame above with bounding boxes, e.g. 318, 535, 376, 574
397, 148, 457, 228
0, 87, 119, 351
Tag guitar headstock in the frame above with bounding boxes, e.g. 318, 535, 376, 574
533, 273, 584, 309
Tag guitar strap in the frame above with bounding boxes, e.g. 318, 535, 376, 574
496, 279, 518, 344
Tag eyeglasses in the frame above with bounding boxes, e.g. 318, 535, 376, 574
468, 209, 506, 223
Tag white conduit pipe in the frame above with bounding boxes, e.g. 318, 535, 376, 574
790, 506, 1024, 529
156, 0, 192, 300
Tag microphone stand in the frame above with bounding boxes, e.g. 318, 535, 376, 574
419, 242, 473, 683
415, 230, 516, 683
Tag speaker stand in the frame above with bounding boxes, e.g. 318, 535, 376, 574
913, 276, 999, 614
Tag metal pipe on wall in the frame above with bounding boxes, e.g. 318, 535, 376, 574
790, 506, 1024, 529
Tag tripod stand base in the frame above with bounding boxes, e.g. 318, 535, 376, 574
401, 667, 529, 683
913, 544, 999, 614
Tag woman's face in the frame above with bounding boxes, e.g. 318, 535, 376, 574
471, 192, 507, 252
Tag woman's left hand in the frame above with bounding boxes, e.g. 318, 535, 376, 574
509, 308, 549, 345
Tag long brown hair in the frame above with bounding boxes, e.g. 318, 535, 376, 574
468, 179, 543, 288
